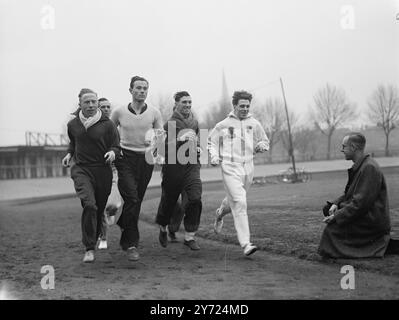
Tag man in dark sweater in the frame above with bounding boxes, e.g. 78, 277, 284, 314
155, 91, 203, 250
97, 97, 121, 250
62, 88, 120, 263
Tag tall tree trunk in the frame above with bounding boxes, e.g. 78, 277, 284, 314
268, 145, 274, 163
327, 133, 332, 160
385, 132, 390, 157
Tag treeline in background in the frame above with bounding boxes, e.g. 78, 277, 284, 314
156, 83, 399, 165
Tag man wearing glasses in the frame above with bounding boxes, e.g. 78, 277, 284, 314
318, 132, 399, 258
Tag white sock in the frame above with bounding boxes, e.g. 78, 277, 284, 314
184, 231, 195, 241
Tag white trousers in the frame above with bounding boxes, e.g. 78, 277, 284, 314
220, 161, 254, 248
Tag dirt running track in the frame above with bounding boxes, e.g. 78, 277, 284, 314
1, 192, 399, 300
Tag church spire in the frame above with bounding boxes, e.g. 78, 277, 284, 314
221, 68, 230, 104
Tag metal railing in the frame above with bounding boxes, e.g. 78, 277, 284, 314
0, 149, 398, 180
0, 164, 69, 180
25, 131, 69, 146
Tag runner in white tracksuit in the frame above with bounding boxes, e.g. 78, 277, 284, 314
207, 90, 269, 256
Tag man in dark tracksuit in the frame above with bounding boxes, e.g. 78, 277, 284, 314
158, 190, 187, 242
155, 91, 202, 250
62, 88, 120, 263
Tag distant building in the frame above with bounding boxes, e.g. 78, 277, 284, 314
0, 131, 70, 180
0, 145, 69, 180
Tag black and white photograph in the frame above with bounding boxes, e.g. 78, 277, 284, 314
0, 0, 399, 306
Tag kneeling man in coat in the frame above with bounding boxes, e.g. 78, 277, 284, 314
318, 132, 398, 259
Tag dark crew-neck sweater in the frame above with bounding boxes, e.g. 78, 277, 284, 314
67, 113, 121, 166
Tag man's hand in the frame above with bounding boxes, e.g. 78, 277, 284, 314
197, 147, 203, 154
155, 154, 165, 165
104, 151, 115, 164
62, 153, 72, 167
323, 214, 335, 224
328, 204, 338, 215
255, 141, 268, 153
178, 130, 197, 142
210, 156, 220, 166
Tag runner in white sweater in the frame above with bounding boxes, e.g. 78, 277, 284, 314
207, 90, 269, 256
111, 76, 163, 262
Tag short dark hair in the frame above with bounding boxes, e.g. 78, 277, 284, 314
130, 76, 149, 89
232, 90, 252, 106
78, 88, 96, 100
346, 132, 366, 150
174, 91, 190, 102
98, 97, 109, 103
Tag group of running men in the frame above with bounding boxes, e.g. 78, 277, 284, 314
62, 75, 270, 263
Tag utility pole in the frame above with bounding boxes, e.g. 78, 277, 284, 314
280, 77, 298, 183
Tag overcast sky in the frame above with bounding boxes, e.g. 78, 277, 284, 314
0, 0, 398, 146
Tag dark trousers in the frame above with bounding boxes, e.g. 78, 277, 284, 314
386, 238, 399, 255
71, 164, 112, 251
160, 191, 187, 233
156, 164, 202, 233
115, 149, 154, 250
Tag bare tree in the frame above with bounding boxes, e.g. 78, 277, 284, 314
203, 98, 232, 129
252, 98, 285, 163
367, 84, 399, 156
280, 111, 300, 161
295, 128, 317, 161
309, 134, 319, 160
156, 94, 174, 122
310, 83, 357, 160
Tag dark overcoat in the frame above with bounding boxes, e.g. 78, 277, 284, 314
318, 155, 391, 258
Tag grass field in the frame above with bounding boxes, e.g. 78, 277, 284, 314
140, 167, 399, 276
1, 166, 398, 299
